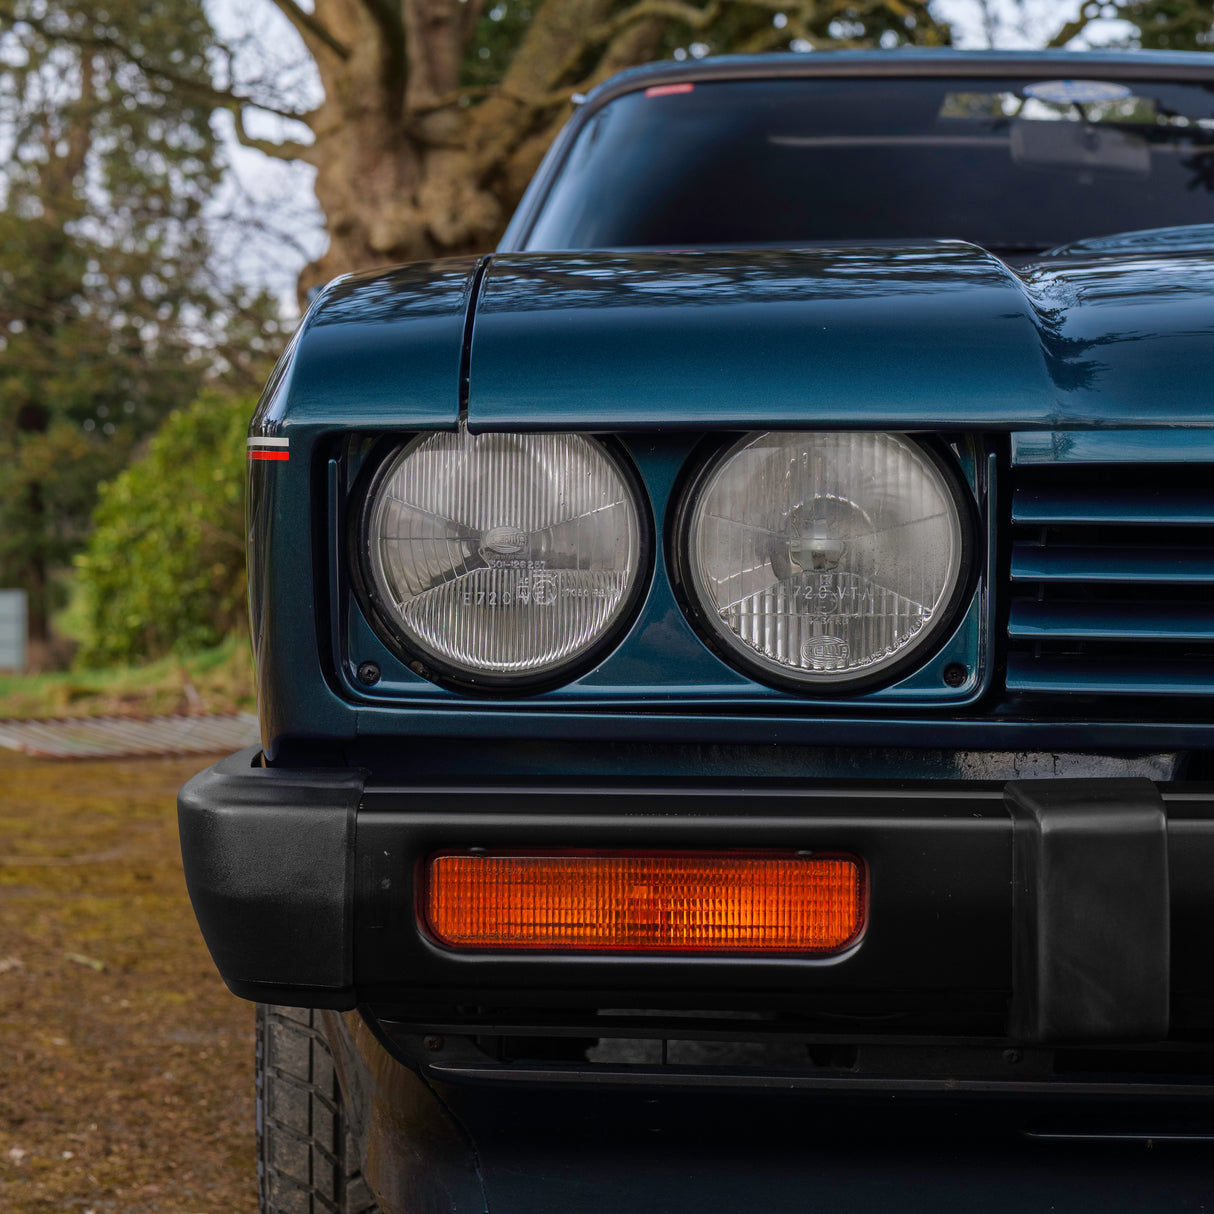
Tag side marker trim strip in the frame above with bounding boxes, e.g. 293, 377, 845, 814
248, 437, 290, 462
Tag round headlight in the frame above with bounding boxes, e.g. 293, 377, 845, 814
360, 430, 645, 686
682, 432, 969, 690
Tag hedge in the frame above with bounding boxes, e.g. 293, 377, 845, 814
75, 392, 253, 667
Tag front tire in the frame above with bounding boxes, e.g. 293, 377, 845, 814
256, 1004, 380, 1214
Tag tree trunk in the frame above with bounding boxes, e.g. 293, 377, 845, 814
17, 55, 93, 652
295, 0, 625, 300
255, 0, 952, 301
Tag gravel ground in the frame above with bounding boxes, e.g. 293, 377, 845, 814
0, 751, 255, 1213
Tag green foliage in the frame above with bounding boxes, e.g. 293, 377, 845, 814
633, 1, 952, 58
459, 1, 950, 91
0, 635, 255, 719
0, 1, 283, 648
74, 393, 252, 668
462, 1, 537, 87
1115, 1, 1214, 50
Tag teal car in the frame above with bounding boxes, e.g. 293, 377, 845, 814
182, 50, 1214, 1214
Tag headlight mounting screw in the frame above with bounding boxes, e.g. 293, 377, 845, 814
943, 662, 968, 688
356, 660, 381, 686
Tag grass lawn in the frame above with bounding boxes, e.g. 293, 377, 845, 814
0, 749, 256, 1212
0, 639, 255, 721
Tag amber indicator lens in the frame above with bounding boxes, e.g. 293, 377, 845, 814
425, 851, 863, 954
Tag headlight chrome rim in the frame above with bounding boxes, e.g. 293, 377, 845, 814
351, 430, 653, 693
673, 431, 977, 696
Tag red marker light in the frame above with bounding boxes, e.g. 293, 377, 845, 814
247, 438, 289, 462
644, 83, 695, 99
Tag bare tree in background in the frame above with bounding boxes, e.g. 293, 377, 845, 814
223, 1, 958, 299
960, 0, 1214, 51
4, 1, 1213, 305
0, 1, 952, 303
212, 0, 1214, 300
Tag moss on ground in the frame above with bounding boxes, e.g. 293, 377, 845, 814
0, 750, 256, 1212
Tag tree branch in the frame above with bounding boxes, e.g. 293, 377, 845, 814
589, 0, 725, 43
408, 83, 495, 116
460, 0, 487, 48
551, 0, 795, 86
1046, 11, 1100, 48
225, 105, 315, 162
363, 0, 408, 45
265, 0, 351, 60
0, 4, 315, 126
497, 0, 617, 102
402, 0, 463, 107
576, 17, 666, 91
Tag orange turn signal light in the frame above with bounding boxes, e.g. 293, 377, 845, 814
424, 851, 863, 955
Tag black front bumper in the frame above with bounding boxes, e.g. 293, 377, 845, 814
179, 747, 1214, 1049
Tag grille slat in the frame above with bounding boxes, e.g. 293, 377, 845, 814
1009, 600, 1214, 642
1008, 443, 1214, 698
1013, 486, 1214, 527
1010, 545, 1214, 584
1007, 655, 1214, 696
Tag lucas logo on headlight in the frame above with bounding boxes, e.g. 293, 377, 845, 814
482, 527, 529, 555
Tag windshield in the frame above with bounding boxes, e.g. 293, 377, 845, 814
522, 75, 1214, 253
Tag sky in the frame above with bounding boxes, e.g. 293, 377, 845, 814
202, 0, 1138, 314
932, 0, 1135, 48
204, 0, 326, 314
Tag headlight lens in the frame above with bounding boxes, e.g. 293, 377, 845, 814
684, 431, 967, 689
362, 430, 644, 684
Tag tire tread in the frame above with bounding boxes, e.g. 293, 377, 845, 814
257, 1004, 380, 1214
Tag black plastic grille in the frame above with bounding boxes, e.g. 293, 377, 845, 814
1008, 463, 1214, 696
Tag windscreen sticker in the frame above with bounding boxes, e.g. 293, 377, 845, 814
644, 82, 695, 98
247, 437, 289, 462
1023, 79, 1132, 105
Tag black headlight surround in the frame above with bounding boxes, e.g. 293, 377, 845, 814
347, 431, 655, 696
668, 431, 981, 698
